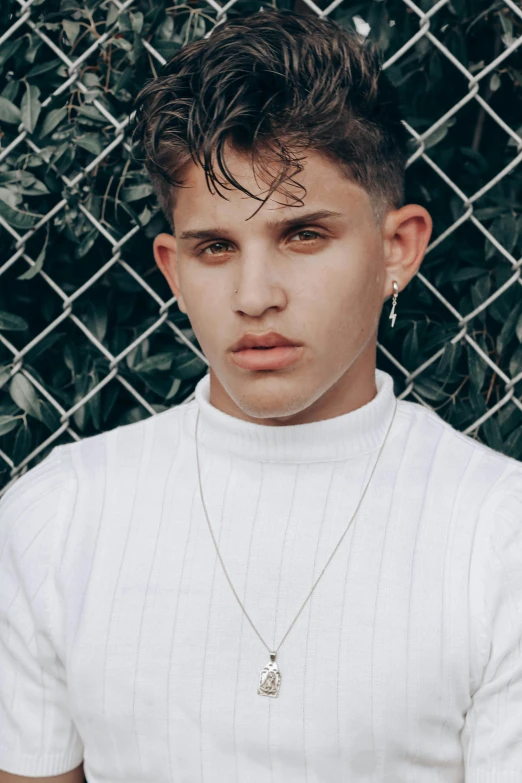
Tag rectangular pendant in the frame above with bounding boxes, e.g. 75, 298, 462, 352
258, 653, 281, 697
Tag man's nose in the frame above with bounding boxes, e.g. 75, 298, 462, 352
233, 254, 287, 316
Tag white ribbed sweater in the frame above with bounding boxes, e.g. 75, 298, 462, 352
1, 368, 521, 783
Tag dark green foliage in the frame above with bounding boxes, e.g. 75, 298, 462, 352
0, 0, 521, 491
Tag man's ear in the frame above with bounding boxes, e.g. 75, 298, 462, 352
153, 232, 187, 313
381, 204, 433, 298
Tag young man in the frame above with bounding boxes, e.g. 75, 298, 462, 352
0, 8, 521, 783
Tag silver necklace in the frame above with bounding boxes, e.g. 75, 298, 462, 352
194, 395, 397, 698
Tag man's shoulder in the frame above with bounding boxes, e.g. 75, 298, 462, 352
1, 399, 195, 562
1, 399, 194, 510
59, 397, 194, 475
397, 397, 522, 496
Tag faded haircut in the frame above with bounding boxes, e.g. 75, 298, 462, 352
132, 7, 410, 232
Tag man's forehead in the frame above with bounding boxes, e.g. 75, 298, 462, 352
178, 147, 342, 194
171, 151, 366, 231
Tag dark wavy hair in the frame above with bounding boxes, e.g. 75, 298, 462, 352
132, 7, 409, 232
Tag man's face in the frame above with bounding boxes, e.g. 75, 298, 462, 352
154, 145, 429, 424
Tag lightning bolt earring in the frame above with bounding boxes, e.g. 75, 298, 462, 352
389, 281, 399, 328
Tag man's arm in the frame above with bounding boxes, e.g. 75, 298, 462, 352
0, 447, 84, 779
0, 763, 84, 783
462, 477, 522, 779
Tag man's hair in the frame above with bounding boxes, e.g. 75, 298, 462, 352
132, 8, 409, 232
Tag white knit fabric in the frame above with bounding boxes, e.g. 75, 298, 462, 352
1, 367, 521, 783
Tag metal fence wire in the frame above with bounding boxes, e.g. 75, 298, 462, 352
0, 0, 522, 495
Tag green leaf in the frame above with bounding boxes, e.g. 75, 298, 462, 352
113, 66, 133, 94
2, 79, 19, 103
165, 376, 181, 400
0, 365, 12, 389
489, 73, 501, 92
401, 322, 419, 368
62, 20, 80, 45
81, 299, 108, 342
24, 330, 62, 364
38, 400, 60, 431
75, 133, 103, 155
481, 415, 503, 452
0, 415, 20, 437
0, 311, 29, 331
0, 38, 23, 68
9, 374, 42, 420
497, 299, 522, 356
17, 223, 49, 280
21, 82, 42, 133
470, 274, 491, 314
486, 213, 518, 259
24, 35, 42, 65
0, 186, 21, 208
139, 371, 171, 397
40, 106, 67, 137
138, 205, 152, 226
12, 421, 32, 464
131, 11, 144, 33
0, 96, 21, 124
102, 382, 120, 423
414, 377, 450, 402
72, 373, 89, 430
117, 12, 132, 32
424, 117, 456, 150
86, 369, 101, 430
467, 345, 486, 392
105, 3, 119, 27
111, 37, 133, 52
25, 58, 61, 78
75, 227, 98, 258
76, 105, 107, 123
63, 343, 77, 374
509, 344, 522, 378
51, 142, 75, 174
434, 340, 462, 379
0, 200, 40, 229
516, 312, 522, 344
135, 352, 174, 373
125, 338, 149, 369
171, 353, 207, 379
83, 72, 101, 88
121, 183, 154, 202
503, 424, 522, 459
448, 267, 487, 283
0, 170, 49, 194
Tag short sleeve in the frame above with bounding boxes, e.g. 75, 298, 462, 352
463, 470, 522, 782
0, 445, 84, 777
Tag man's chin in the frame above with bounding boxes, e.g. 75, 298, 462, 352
208, 362, 328, 423
223, 379, 319, 423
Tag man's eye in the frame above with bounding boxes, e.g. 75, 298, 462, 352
199, 230, 324, 256
200, 241, 233, 256
289, 230, 323, 243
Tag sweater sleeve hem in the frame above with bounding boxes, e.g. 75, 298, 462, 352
0, 742, 84, 777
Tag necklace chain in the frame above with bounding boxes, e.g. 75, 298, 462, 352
194, 396, 398, 659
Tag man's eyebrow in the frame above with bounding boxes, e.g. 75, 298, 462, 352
177, 210, 344, 241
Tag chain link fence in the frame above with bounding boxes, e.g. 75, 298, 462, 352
0, 0, 521, 495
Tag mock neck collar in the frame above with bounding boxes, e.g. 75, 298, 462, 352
185, 368, 397, 463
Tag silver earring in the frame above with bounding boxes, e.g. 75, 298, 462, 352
389, 281, 399, 328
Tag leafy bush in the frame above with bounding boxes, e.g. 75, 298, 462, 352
0, 0, 521, 493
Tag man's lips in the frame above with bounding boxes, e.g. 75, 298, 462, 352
230, 330, 302, 352
230, 345, 304, 371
